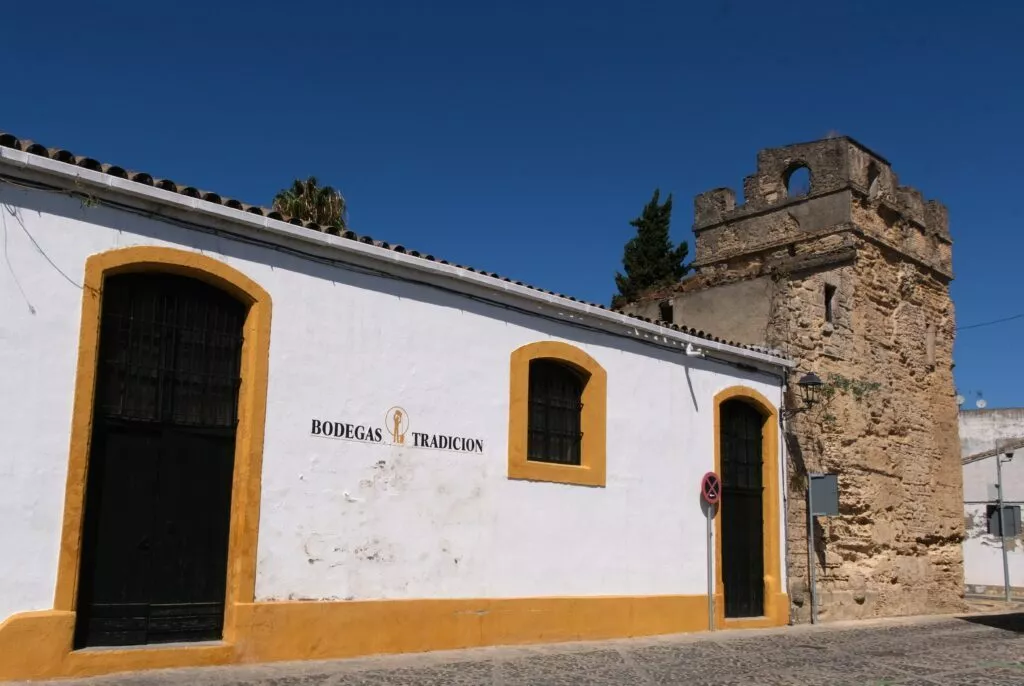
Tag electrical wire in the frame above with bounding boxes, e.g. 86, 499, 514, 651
2, 202, 36, 313
956, 314, 1024, 332
4, 201, 84, 290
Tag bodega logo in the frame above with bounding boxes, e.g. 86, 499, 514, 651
311, 405, 484, 454
385, 406, 408, 444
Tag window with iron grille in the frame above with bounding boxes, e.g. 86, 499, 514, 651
987, 504, 1023, 537
95, 273, 245, 430
527, 359, 585, 465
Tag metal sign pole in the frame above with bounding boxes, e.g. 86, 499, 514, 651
701, 471, 720, 632
808, 480, 818, 625
707, 504, 715, 631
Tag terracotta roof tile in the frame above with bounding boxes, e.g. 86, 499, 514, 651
0, 129, 784, 359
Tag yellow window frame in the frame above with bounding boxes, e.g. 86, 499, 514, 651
507, 341, 607, 487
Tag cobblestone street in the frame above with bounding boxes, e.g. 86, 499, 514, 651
11, 611, 1024, 686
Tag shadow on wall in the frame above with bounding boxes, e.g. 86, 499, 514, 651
959, 612, 1024, 633
2, 182, 778, 392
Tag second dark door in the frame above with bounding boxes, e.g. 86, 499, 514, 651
720, 398, 766, 618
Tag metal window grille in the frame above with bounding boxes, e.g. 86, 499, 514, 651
95, 273, 245, 431
987, 504, 1023, 537
721, 400, 764, 491
527, 359, 584, 466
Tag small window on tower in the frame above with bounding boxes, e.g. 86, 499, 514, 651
867, 161, 881, 199
659, 301, 674, 323
785, 165, 811, 197
824, 284, 837, 323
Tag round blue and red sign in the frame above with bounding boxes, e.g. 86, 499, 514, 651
701, 471, 721, 505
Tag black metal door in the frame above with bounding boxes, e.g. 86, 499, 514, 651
75, 273, 244, 648
720, 399, 765, 618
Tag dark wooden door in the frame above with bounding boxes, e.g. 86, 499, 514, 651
75, 273, 244, 648
720, 399, 765, 618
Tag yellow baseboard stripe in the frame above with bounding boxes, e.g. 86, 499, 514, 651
0, 594, 789, 681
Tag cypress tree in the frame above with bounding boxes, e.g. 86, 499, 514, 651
613, 189, 690, 307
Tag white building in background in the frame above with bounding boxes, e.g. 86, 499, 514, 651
0, 133, 794, 681
960, 408, 1024, 598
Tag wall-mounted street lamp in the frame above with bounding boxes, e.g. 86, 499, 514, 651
797, 371, 824, 406
782, 371, 824, 419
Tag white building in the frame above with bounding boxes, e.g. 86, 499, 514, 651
0, 132, 793, 681
960, 408, 1024, 599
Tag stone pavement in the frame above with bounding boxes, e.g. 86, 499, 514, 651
11, 611, 1024, 686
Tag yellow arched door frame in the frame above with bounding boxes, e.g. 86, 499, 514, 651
54, 246, 272, 640
712, 386, 787, 629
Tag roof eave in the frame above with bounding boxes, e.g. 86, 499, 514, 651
0, 147, 793, 371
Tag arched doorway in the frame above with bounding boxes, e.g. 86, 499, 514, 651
719, 398, 766, 618
74, 272, 245, 647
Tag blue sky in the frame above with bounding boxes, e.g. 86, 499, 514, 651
4, 1, 1022, 407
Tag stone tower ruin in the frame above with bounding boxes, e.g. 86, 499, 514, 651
627, 137, 964, 621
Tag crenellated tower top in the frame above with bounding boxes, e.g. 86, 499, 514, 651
691, 136, 951, 279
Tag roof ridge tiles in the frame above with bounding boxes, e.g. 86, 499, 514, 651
0, 129, 784, 359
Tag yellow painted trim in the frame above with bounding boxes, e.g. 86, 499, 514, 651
50, 247, 272, 636
0, 611, 234, 681
507, 341, 607, 487
0, 255, 792, 681
712, 386, 787, 630
1, 594, 713, 680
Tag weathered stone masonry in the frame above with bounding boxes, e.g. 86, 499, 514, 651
627, 137, 965, 622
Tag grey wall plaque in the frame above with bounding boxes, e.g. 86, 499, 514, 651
809, 473, 839, 516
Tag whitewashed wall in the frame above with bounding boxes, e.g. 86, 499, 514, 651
963, 450, 1024, 504
963, 452, 1024, 591
960, 410, 1024, 592
963, 504, 1024, 589
0, 182, 784, 622
960, 409, 1024, 462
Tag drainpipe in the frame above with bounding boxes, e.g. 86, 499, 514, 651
749, 365, 797, 625
777, 374, 794, 625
